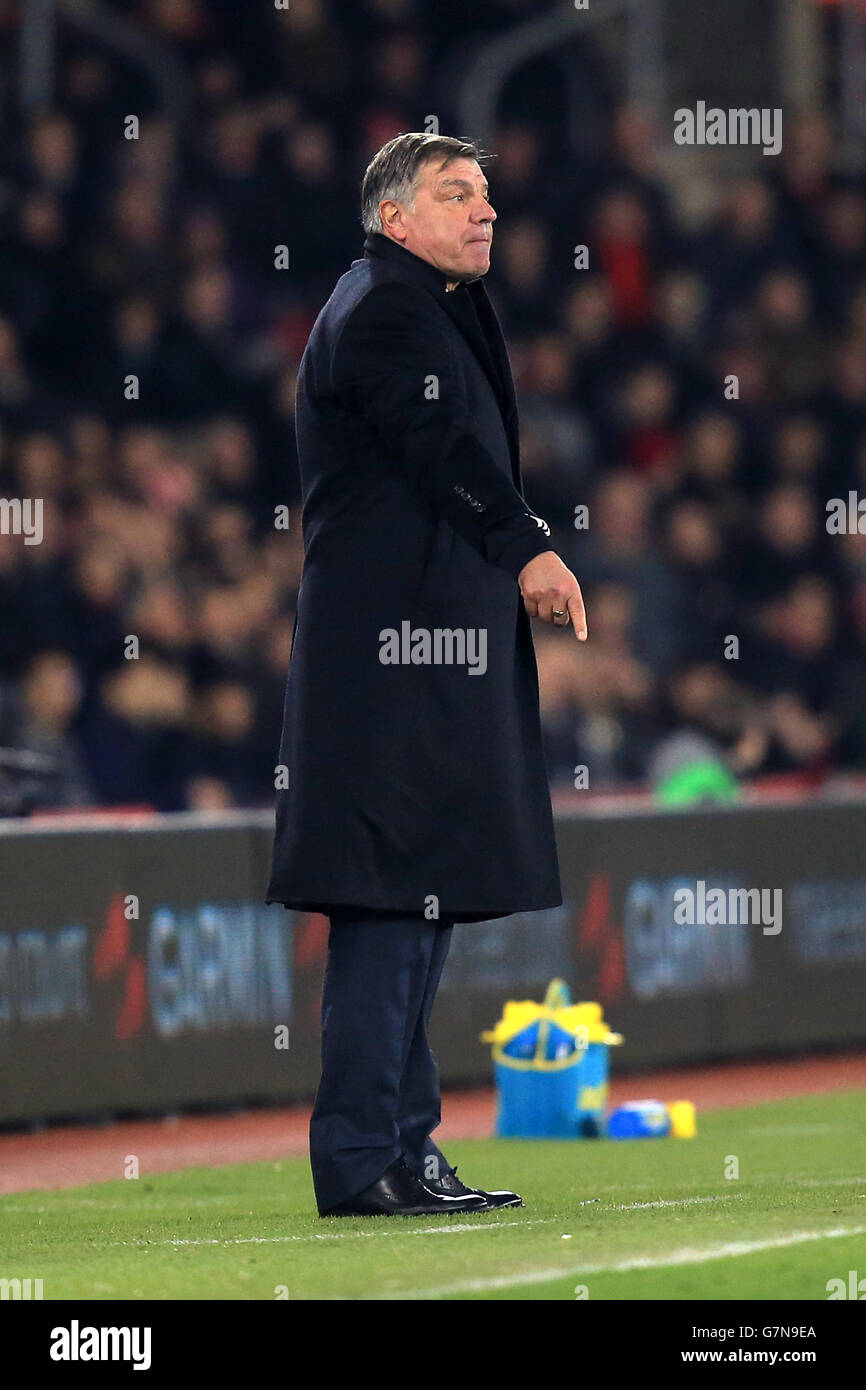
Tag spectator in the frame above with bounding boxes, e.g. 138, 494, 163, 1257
0, 7, 860, 813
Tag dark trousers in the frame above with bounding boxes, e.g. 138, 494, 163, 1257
309, 910, 454, 1213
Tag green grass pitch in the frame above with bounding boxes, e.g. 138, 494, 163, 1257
3, 1090, 865, 1300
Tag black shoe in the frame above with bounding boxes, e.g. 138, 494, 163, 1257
425, 1165, 524, 1210
320, 1157, 488, 1217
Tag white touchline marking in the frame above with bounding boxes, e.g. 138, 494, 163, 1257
5, 1179, 853, 1223
4, 1171, 861, 1211
788, 1176, 866, 1188
107, 1218, 552, 1247
387, 1223, 866, 1300
616, 1195, 738, 1210
99, 1194, 737, 1249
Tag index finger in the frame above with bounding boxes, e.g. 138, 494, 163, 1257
568, 590, 587, 642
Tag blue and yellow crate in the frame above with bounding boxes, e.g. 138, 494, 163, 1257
482, 979, 623, 1139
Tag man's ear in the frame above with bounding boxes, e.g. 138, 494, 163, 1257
380, 200, 407, 242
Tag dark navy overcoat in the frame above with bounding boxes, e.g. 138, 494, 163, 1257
265, 231, 562, 922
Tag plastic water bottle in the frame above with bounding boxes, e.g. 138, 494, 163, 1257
607, 1100, 672, 1139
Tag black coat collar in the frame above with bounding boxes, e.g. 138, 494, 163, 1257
362, 233, 520, 486
363, 230, 482, 296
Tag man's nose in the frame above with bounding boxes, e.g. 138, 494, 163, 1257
474, 199, 496, 223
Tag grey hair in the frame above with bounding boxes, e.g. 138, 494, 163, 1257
360, 132, 487, 235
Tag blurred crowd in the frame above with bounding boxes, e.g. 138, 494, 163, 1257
0, 0, 865, 813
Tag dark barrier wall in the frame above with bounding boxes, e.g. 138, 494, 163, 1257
0, 816, 293, 1124
1, 803, 866, 1123
431, 800, 866, 1083
553, 801, 866, 1069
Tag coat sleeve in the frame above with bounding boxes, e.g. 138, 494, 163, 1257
330, 281, 556, 581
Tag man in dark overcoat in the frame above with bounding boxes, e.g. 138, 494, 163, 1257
266, 133, 587, 1216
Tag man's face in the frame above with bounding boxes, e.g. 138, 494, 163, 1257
380, 156, 496, 282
